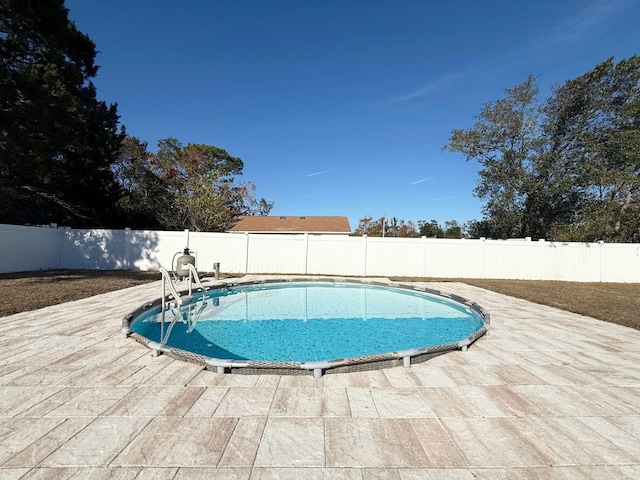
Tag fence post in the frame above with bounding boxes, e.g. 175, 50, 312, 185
362, 235, 368, 276
478, 237, 485, 279
421, 236, 427, 278
244, 232, 250, 274
124, 227, 131, 270
598, 240, 604, 282
304, 233, 309, 274
538, 239, 545, 280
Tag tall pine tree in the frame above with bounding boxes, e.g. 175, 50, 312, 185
0, 0, 124, 226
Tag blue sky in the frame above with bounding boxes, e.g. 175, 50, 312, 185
66, 0, 640, 231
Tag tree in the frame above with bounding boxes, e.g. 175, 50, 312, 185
112, 136, 171, 229
545, 56, 640, 242
148, 138, 273, 232
352, 216, 385, 236
462, 219, 492, 238
0, 0, 124, 225
445, 59, 640, 242
444, 75, 547, 239
353, 216, 418, 237
443, 220, 462, 239
417, 219, 444, 237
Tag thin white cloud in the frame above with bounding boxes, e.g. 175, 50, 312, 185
408, 176, 434, 185
377, 66, 483, 106
305, 170, 329, 178
534, 0, 632, 50
429, 194, 467, 202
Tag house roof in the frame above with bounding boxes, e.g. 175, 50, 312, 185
228, 216, 351, 234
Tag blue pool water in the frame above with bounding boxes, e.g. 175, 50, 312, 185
130, 282, 485, 363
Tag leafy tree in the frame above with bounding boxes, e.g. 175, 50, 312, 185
444, 75, 547, 239
445, 58, 640, 242
397, 220, 420, 238
545, 56, 640, 242
417, 219, 444, 237
462, 219, 492, 238
353, 216, 418, 237
112, 136, 170, 228
352, 216, 385, 236
147, 138, 273, 232
0, 0, 124, 225
443, 220, 462, 239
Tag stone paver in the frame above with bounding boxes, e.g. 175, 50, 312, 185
1, 276, 639, 478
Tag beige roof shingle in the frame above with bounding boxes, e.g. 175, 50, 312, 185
228, 216, 351, 234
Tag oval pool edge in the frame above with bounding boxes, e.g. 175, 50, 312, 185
122, 277, 491, 378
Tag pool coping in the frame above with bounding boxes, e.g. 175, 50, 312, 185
122, 276, 490, 377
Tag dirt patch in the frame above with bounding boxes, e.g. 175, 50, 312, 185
0, 270, 159, 317
393, 277, 640, 331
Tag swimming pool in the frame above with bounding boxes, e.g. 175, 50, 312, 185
123, 278, 490, 377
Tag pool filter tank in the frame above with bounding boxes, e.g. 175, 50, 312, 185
175, 247, 195, 277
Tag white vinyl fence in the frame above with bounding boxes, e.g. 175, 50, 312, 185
1, 223, 640, 282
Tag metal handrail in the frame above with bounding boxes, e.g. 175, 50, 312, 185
159, 267, 184, 308
184, 263, 210, 297
156, 266, 210, 347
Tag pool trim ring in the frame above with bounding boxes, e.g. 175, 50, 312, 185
122, 277, 490, 377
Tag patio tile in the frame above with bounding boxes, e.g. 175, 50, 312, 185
471, 466, 633, 479
40, 417, 152, 467
14, 388, 83, 418
403, 366, 458, 387
440, 417, 555, 468
325, 418, 429, 468
141, 362, 204, 386
254, 417, 325, 467
44, 387, 134, 417
346, 387, 378, 418
249, 467, 362, 479
322, 370, 392, 388
133, 468, 179, 480
187, 371, 260, 387
184, 387, 229, 417
607, 415, 640, 438
362, 469, 401, 480
0, 469, 30, 480
270, 387, 350, 417
411, 418, 467, 467
369, 388, 434, 418
18, 467, 143, 479
218, 417, 266, 467
104, 385, 205, 417
0, 417, 66, 465
174, 468, 251, 479
398, 469, 476, 479
213, 387, 275, 417
565, 416, 640, 464
111, 417, 238, 467
2, 417, 94, 467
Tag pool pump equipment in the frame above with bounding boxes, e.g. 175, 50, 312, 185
175, 247, 195, 277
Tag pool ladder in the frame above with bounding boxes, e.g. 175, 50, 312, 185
149, 265, 210, 356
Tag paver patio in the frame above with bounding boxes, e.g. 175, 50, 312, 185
1, 276, 639, 479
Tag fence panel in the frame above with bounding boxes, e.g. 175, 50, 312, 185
365, 238, 424, 277
187, 231, 247, 274
307, 235, 364, 276
246, 234, 307, 274
481, 240, 542, 280
600, 244, 640, 283
425, 239, 483, 278
540, 242, 602, 282
0, 224, 61, 273
59, 229, 126, 269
